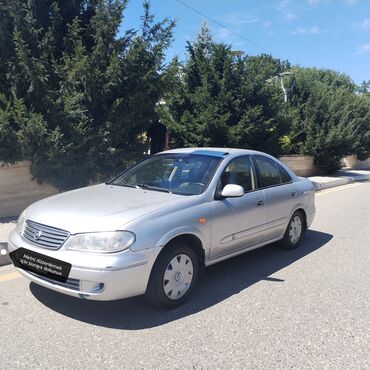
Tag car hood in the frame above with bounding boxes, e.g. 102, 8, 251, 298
24, 184, 184, 234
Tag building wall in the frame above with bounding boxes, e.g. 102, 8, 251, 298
343, 155, 370, 170
279, 155, 319, 177
0, 161, 59, 218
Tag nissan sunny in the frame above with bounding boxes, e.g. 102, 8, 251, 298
8, 148, 315, 308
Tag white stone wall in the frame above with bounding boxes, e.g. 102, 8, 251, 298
279, 155, 319, 177
0, 161, 59, 218
343, 155, 370, 170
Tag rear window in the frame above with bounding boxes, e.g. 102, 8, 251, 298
278, 164, 292, 184
254, 156, 281, 188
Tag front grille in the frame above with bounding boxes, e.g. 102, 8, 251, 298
29, 271, 80, 291
23, 220, 70, 250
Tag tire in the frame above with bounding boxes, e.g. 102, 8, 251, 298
145, 241, 199, 309
278, 211, 305, 249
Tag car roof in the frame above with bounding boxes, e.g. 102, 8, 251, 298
160, 147, 299, 180
162, 147, 266, 158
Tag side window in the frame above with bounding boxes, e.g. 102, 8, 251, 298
254, 156, 281, 188
220, 156, 256, 192
278, 164, 292, 184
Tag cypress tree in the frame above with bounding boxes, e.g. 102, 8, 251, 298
0, 0, 174, 189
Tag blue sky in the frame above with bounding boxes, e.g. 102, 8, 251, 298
120, 0, 370, 84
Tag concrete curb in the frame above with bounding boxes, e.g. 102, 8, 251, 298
309, 177, 355, 191
308, 170, 370, 192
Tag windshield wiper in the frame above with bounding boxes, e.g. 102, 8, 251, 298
135, 183, 170, 193
108, 179, 136, 188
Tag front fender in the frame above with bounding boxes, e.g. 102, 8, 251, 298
155, 226, 207, 250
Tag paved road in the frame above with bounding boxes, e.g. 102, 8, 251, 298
0, 218, 15, 267
0, 182, 369, 369
0, 243, 11, 267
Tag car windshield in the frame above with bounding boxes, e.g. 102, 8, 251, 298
110, 154, 222, 195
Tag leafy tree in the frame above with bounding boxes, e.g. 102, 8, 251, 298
345, 93, 370, 161
0, 0, 174, 189
160, 24, 289, 156
357, 80, 370, 96
284, 68, 370, 173
2, 5, 369, 181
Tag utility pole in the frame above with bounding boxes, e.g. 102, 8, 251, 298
266, 71, 294, 103
230, 50, 245, 57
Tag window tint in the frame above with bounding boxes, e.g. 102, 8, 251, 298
220, 156, 255, 192
278, 164, 292, 184
254, 156, 281, 188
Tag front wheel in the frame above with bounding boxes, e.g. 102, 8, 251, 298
278, 211, 305, 249
145, 241, 199, 309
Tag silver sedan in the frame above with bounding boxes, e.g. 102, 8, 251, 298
8, 148, 315, 308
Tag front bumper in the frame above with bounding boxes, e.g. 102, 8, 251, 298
8, 230, 160, 301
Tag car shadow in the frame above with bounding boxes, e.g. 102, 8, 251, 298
30, 229, 332, 330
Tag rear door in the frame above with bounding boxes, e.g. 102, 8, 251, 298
252, 155, 298, 242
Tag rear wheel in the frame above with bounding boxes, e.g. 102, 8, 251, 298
145, 241, 199, 309
278, 211, 305, 249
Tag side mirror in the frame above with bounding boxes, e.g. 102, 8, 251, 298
221, 184, 244, 198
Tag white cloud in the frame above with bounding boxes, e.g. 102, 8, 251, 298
219, 13, 260, 26
362, 18, 370, 30
217, 28, 232, 39
307, 0, 358, 5
351, 18, 370, 32
356, 43, 370, 54
214, 27, 246, 47
286, 12, 296, 21
291, 26, 321, 35
277, 0, 290, 11
276, 1, 297, 21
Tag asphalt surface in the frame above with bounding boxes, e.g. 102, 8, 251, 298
0, 218, 15, 267
0, 182, 369, 369
0, 243, 11, 267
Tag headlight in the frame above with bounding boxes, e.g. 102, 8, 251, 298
64, 231, 136, 253
15, 212, 26, 235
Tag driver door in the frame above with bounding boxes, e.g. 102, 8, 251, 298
210, 156, 266, 260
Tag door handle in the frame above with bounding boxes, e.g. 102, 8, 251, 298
256, 200, 264, 206
291, 191, 297, 197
